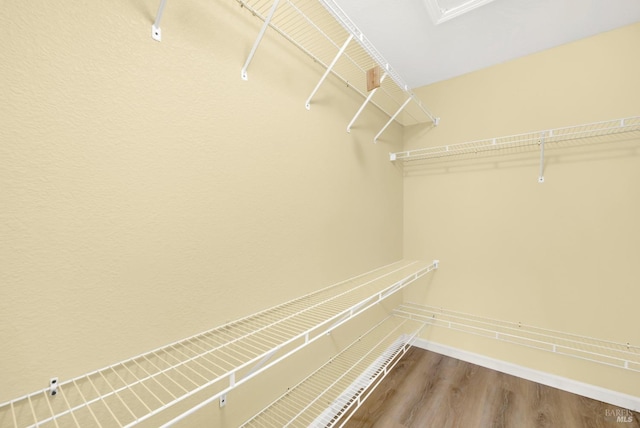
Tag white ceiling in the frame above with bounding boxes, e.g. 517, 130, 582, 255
332, 0, 640, 89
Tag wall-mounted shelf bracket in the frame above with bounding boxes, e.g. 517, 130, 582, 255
347, 73, 387, 133
538, 132, 546, 183
151, 0, 168, 41
374, 97, 412, 143
306, 34, 353, 110
241, 0, 281, 80
246, 348, 279, 378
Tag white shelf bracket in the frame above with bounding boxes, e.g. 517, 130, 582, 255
151, 0, 168, 41
241, 0, 281, 81
305, 34, 353, 110
538, 131, 546, 183
347, 73, 387, 132
245, 348, 279, 378
374, 97, 412, 143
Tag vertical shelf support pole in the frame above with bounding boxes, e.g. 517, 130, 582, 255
305, 34, 354, 110
241, 0, 281, 81
374, 97, 412, 143
538, 132, 546, 183
413, 97, 439, 125
151, 0, 169, 41
347, 73, 387, 132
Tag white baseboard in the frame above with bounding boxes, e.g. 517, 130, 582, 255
413, 339, 640, 412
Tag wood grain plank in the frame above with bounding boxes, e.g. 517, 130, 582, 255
343, 347, 639, 428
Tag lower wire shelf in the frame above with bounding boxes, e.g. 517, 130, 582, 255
395, 302, 640, 373
240, 315, 425, 428
0, 260, 437, 428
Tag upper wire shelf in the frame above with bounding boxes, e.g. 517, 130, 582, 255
234, 0, 437, 128
150, 0, 438, 140
391, 116, 640, 162
0, 260, 438, 428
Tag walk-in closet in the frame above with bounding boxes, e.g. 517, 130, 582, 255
1, 0, 639, 426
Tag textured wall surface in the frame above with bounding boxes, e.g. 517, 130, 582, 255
403, 23, 640, 397
0, 0, 404, 407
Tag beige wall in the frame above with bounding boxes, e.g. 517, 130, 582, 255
403, 22, 640, 396
2, 0, 638, 422
0, 0, 404, 406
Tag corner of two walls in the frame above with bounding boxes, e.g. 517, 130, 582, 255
0, 0, 404, 407
401, 22, 640, 398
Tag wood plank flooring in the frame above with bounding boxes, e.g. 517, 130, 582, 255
343, 347, 639, 428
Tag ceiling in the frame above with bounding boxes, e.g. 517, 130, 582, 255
331, 0, 640, 89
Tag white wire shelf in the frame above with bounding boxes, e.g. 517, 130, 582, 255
240, 315, 425, 428
0, 260, 438, 428
395, 302, 640, 373
390, 116, 640, 162
234, 0, 437, 128
150, 0, 437, 137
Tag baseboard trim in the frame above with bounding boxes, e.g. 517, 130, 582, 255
413, 339, 640, 412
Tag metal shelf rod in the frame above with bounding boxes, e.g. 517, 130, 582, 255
151, 0, 168, 41
305, 34, 353, 110
241, 0, 282, 81
374, 97, 412, 143
347, 73, 387, 133
538, 132, 545, 183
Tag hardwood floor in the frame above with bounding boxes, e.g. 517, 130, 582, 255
343, 347, 639, 428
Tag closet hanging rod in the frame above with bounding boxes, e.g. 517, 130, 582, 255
390, 116, 640, 162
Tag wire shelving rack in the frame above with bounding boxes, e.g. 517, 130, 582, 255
395, 302, 640, 373
0, 260, 438, 428
240, 315, 424, 427
391, 116, 640, 162
390, 116, 640, 182
150, 0, 438, 140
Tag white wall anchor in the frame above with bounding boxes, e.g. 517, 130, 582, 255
50, 377, 58, 396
